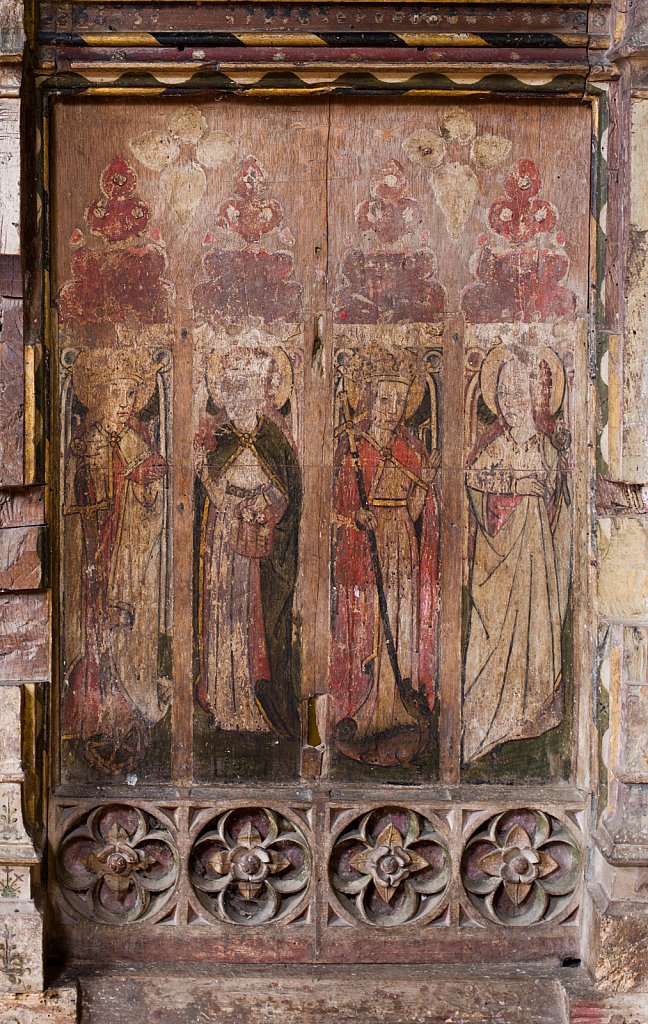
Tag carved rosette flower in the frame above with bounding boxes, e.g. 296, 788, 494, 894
461, 809, 581, 926
329, 807, 450, 927
190, 808, 311, 925
57, 805, 179, 924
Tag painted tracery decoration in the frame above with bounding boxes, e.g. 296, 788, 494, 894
58, 158, 173, 778
462, 339, 572, 764
216, 157, 284, 243
53, 102, 587, 810
59, 157, 171, 325
130, 105, 237, 226
355, 159, 421, 244
335, 159, 444, 324
193, 157, 302, 326
403, 106, 512, 238
335, 250, 445, 325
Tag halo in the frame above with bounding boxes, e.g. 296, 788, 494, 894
479, 345, 510, 416
537, 345, 566, 414
269, 348, 293, 409
70, 347, 158, 413
405, 378, 426, 419
479, 343, 565, 416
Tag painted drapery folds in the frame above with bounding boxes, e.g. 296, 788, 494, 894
193, 347, 302, 744
61, 346, 172, 775
462, 338, 573, 767
330, 346, 441, 770
53, 100, 587, 786
58, 157, 173, 779
461, 153, 577, 779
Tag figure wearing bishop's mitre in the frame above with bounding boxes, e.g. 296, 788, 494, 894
194, 348, 301, 740
62, 348, 170, 775
330, 349, 440, 766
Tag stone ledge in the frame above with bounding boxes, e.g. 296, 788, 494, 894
49, 964, 648, 1024
0, 986, 77, 1023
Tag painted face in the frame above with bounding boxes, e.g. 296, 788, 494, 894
218, 357, 269, 424
372, 379, 409, 435
496, 359, 531, 430
102, 377, 138, 434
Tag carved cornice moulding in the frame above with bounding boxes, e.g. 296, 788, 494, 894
608, 0, 648, 64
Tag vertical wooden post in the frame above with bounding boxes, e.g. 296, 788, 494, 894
439, 314, 464, 785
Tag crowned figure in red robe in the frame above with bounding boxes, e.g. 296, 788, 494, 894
330, 349, 440, 767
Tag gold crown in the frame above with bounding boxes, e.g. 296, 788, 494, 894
363, 349, 416, 385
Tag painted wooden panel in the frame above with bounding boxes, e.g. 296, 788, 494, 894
53, 111, 175, 782
51, 97, 589, 792
186, 102, 328, 782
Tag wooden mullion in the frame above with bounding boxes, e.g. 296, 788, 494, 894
171, 289, 194, 784
439, 314, 464, 785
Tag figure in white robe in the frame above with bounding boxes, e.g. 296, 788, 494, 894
462, 349, 572, 764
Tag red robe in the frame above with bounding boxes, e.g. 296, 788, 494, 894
330, 423, 439, 742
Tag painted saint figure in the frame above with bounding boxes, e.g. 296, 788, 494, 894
195, 349, 301, 739
62, 349, 170, 774
330, 350, 440, 766
462, 345, 572, 763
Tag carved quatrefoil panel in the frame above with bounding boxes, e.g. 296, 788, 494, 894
56, 804, 179, 924
189, 807, 312, 925
460, 808, 582, 926
329, 806, 451, 927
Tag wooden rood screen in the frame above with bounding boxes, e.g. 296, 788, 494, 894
50, 96, 591, 964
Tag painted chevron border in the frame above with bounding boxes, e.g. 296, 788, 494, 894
39, 30, 588, 48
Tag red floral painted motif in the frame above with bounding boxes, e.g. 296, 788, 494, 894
461, 158, 576, 323
86, 157, 150, 243
488, 159, 557, 244
193, 247, 302, 324
355, 160, 421, 244
216, 158, 283, 243
335, 250, 445, 324
58, 158, 170, 325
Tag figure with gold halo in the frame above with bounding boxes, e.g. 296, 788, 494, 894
194, 347, 301, 739
462, 344, 572, 764
330, 348, 440, 766
62, 347, 170, 774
